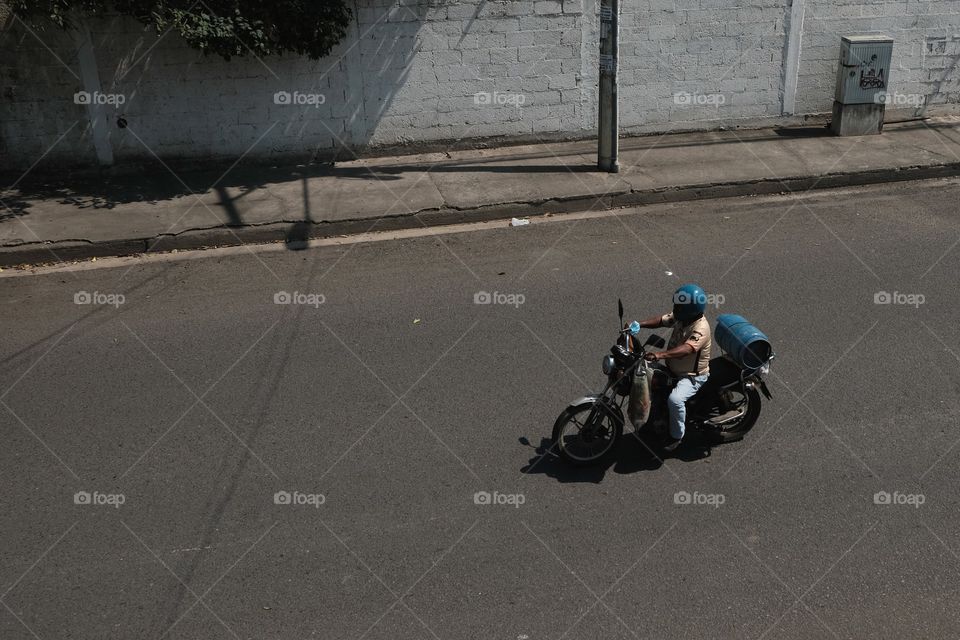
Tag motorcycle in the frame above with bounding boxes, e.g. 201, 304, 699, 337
551, 299, 774, 465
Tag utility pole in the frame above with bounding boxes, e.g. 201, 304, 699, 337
597, 0, 619, 172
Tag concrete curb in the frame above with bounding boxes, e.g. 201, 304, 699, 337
3, 161, 960, 267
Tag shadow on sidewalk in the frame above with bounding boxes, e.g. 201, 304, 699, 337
3, 117, 954, 251
0, 155, 598, 246
8, 117, 951, 221
3, 154, 600, 207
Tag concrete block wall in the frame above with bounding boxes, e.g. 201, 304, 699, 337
88, 14, 355, 164
618, 0, 788, 130
0, 23, 98, 168
1, 0, 958, 170
795, 0, 960, 115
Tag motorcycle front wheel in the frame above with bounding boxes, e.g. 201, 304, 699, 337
551, 400, 623, 465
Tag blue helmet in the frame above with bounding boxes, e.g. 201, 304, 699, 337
672, 283, 707, 321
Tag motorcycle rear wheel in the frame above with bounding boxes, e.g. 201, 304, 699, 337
552, 400, 623, 465
711, 387, 762, 443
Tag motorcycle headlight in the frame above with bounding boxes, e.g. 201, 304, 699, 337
602, 355, 616, 375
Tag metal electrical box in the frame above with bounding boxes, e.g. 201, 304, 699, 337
834, 35, 894, 105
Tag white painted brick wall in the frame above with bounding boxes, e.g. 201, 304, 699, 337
1, 0, 958, 169
795, 0, 960, 115
0, 24, 97, 167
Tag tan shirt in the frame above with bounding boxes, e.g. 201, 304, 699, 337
660, 312, 711, 377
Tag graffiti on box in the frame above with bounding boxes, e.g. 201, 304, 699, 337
858, 54, 886, 90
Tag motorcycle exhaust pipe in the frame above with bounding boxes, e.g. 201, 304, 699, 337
706, 407, 747, 426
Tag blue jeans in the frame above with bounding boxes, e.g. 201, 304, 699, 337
668, 374, 709, 440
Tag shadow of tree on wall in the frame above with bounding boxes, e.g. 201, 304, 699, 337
90, 0, 454, 167
0, 0, 511, 247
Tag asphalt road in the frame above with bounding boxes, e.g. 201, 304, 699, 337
3, 178, 960, 640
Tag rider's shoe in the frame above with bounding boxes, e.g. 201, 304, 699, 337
661, 436, 683, 452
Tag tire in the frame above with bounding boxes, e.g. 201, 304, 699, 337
713, 387, 762, 443
551, 400, 623, 466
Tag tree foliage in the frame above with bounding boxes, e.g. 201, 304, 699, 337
9, 0, 353, 60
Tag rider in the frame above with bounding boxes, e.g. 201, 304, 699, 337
635, 283, 712, 451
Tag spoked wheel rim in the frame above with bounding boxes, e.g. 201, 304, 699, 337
556, 403, 619, 461
716, 390, 751, 432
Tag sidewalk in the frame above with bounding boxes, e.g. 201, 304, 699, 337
3, 117, 960, 266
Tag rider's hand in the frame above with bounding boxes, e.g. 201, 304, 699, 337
644, 352, 660, 362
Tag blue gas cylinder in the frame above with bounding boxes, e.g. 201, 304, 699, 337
715, 314, 772, 371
